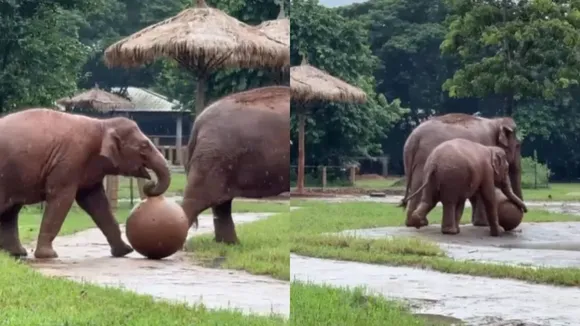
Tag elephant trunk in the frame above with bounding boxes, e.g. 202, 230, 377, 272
509, 154, 523, 200
143, 150, 171, 197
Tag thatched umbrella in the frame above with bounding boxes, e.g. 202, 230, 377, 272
56, 85, 135, 112
103, 0, 289, 114
290, 57, 367, 194
253, 3, 289, 85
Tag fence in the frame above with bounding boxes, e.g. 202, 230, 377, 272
290, 165, 357, 188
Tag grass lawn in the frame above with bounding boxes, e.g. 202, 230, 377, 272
291, 281, 436, 326
524, 183, 580, 201
117, 172, 188, 199
0, 254, 286, 326
187, 211, 289, 280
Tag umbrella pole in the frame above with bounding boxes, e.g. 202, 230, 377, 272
195, 75, 207, 115
297, 112, 306, 195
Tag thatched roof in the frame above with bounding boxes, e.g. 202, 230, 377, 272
255, 18, 289, 47
103, 0, 289, 71
56, 87, 135, 111
290, 63, 367, 103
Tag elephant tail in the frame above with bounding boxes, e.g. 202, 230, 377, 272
184, 120, 199, 175
399, 137, 421, 208
400, 167, 433, 207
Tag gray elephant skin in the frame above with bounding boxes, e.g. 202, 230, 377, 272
182, 86, 289, 244
403, 139, 527, 236
400, 113, 523, 227
0, 108, 171, 259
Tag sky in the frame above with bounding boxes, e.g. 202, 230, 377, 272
318, 0, 368, 8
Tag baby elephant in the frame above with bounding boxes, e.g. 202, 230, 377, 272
403, 138, 527, 236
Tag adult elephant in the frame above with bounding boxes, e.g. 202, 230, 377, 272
400, 113, 522, 227
182, 86, 289, 244
0, 108, 170, 259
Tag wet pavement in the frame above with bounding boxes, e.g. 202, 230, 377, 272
339, 222, 580, 268
291, 254, 580, 326
25, 212, 290, 317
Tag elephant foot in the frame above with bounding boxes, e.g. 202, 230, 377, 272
406, 214, 427, 229
489, 225, 500, 237
441, 226, 459, 235
34, 246, 58, 259
472, 219, 489, 227
214, 219, 239, 244
1, 245, 28, 257
110, 242, 133, 257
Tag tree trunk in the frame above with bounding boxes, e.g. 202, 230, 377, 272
297, 112, 306, 194
195, 76, 207, 116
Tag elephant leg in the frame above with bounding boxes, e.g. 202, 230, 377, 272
405, 168, 428, 227
0, 205, 26, 257
76, 184, 133, 257
471, 193, 489, 227
212, 199, 238, 244
441, 201, 459, 235
410, 188, 438, 229
454, 200, 465, 233
35, 186, 77, 259
480, 183, 501, 237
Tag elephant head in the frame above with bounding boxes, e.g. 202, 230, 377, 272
100, 118, 171, 197
494, 117, 523, 199
490, 146, 528, 213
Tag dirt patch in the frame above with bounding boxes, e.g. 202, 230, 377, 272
357, 174, 387, 180
25, 213, 290, 317
291, 254, 580, 326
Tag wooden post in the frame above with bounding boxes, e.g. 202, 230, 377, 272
168, 146, 174, 164
297, 112, 306, 194
321, 166, 327, 190
176, 115, 183, 165
349, 166, 356, 186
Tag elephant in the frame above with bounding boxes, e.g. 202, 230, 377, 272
402, 139, 527, 236
0, 108, 171, 259
181, 86, 289, 244
400, 113, 522, 228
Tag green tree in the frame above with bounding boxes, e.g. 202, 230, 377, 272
0, 0, 105, 110
441, 0, 580, 116
290, 0, 406, 166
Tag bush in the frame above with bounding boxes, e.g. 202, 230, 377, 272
521, 155, 551, 189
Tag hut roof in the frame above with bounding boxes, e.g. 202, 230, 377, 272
56, 87, 135, 111
103, 0, 289, 70
290, 63, 367, 103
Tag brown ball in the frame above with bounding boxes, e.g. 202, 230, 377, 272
126, 196, 189, 260
495, 189, 524, 231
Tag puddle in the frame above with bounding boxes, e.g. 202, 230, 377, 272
25, 212, 290, 317
291, 254, 580, 326
339, 222, 580, 268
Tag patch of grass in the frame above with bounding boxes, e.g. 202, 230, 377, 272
524, 183, 580, 201
117, 172, 188, 199
291, 281, 428, 326
0, 254, 286, 325
290, 201, 580, 286
187, 211, 289, 280
355, 177, 401, 189
18, 206, 132, 244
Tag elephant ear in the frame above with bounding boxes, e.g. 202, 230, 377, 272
100, 128, 121, 167
491, 150, 506, 180
498, 125, 513, 147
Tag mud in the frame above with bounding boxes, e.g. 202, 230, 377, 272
291, 254, 580, 326
25, 212, 290, 317
339, 222, 580, 268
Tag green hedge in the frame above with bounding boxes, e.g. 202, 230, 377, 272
521, 155, 551, 189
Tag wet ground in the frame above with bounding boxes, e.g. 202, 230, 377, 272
25, 212, 290, 317
291, 254, 579, 326
292, 195, 580, 325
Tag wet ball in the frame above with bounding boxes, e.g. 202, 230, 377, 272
126, 196, 189, 260
495, 188, 523, 231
